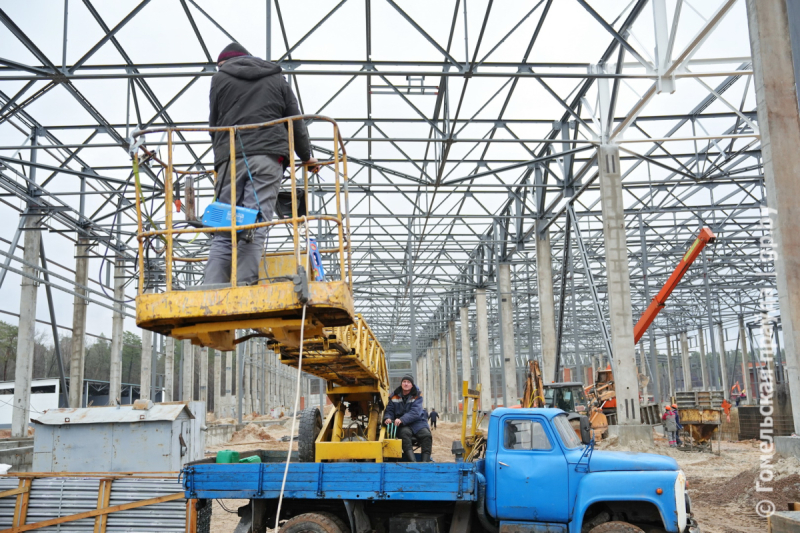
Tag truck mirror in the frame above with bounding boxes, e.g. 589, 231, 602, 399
579, 416, 592, 445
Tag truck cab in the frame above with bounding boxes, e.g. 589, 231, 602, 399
483, 408, 695, 533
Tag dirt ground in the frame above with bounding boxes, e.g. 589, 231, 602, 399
204, 419, 798, 532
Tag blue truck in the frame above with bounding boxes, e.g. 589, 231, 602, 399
184, 408, 699, 533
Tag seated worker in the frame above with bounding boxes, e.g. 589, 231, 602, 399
384, 374, 432, 462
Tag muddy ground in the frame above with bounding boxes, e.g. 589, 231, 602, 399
204, 419, 797, 532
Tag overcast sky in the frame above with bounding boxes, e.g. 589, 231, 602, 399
0, 1, 756, 353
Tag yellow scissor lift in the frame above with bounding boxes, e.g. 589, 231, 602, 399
131, 116, 399, 462
276, 315, 402, 462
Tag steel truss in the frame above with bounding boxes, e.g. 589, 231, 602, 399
0, 1, 773, 398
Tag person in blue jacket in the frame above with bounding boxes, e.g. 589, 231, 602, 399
384, 374, 432, 462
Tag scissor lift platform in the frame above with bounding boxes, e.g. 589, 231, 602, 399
136, 279, 355, 351
131, 115, 354, 353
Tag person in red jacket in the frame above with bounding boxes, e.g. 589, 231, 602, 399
662, 406, 678, 447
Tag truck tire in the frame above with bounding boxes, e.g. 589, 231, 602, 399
280, 512, 346, 533
196, 499, 212, 533
299, 406, 322, 462
589, 521, 645, 533
316, 511, 350, 532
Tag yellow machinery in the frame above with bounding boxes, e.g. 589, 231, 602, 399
131, 116, 354, 352
276, 315, 402, 462
460, 381, 486, 461
131, 116, 399, 462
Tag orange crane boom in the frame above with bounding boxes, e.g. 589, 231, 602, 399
633, 227, 716, 344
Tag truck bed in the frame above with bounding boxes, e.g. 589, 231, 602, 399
183, 458, 478, 502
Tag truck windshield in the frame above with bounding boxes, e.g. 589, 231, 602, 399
553, 414, 582, 449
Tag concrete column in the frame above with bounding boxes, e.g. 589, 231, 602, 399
254, 344, 261, 414
680, 332, 692, 392
430, 341, 438, 410
225, 350, 233, 415
244, 348, 252, 415
433, 340, 440, 411
739, 316, 751, 404
448, 321, 459, 414
665, 334, 675, 399
698, 329, 709, 390
717, 324, 729, 397
460, 307, 471, 389
535, 228, 558, 383
439, 335, 448, 412
498, 263, 518, 405
747, 0, 800, 431
213, 349, 221, 415
164, 337, 174, 401
11, 217, 42, 437
68, 238, 89, 408
416, 356, 422, 396
140, 328, 153, 402
182, 340, 193, 401
199, 347, 208, 406
597, 144, 640, 425
108, 256, 125, 407
475, 288, 493, 410
425, 349, 432, 405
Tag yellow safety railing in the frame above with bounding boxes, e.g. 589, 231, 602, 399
130, 115, 352, 293
277, 314, 389, 391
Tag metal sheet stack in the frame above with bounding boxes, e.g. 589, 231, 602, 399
0, 476, 186, 531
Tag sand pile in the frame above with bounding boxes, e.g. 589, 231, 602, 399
229, 423, 275, 443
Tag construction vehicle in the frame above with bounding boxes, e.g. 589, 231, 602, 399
519, 361, 609, 439
131, 117, 401, 463
184, 406, 699, 533
584, 227, 717, 422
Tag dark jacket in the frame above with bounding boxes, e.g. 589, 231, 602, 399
428, 410, 439, 422
384, 384, 429, 434
209, 56, 311, 168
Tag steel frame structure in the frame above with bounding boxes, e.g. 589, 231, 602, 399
0, 0, 775, 401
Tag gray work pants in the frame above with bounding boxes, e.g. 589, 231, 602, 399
204, 154, 282, 285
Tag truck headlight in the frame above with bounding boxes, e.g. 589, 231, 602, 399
675, 471, 687, 532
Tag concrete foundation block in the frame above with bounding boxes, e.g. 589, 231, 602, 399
770, 511, 800, 533
617, 425, 654, 447
775, 436, 800, 459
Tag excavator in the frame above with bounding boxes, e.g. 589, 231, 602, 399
131, 116, 401, 462
519, 227, 716, 436
519, 360, 609, 439
584, 227, 717, 422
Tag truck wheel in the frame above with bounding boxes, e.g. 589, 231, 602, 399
299, 406, 322, 462
196, 500, 212, 533
589, 521, 645, 533
280, 512, 346, 533
316, 512, 349, 532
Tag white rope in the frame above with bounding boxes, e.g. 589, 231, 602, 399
274, 216, 312, 531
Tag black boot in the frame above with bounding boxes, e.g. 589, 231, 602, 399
421, 453, 431, 462
404, 448, 417, 462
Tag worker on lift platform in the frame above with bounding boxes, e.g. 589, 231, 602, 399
384, 374, 433, 462
205, 42, 319, 285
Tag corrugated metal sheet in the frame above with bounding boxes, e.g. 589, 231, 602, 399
0, 476, 186, 532
33, 404, 194, 426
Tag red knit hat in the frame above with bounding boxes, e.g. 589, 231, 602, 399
218, 42, 250, 63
